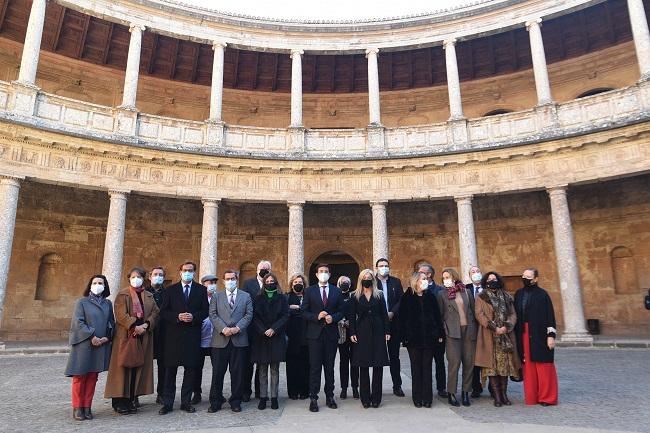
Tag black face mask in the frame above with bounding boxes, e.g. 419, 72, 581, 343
340, 283, 350, 292
522, 278, 534, 287
293, 284, 304, 293
259, 269, 270, 278
361, 280, 373, 289
486, 280, 502, 290
265, 283, 277, 292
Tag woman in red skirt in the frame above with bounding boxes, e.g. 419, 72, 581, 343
514, 268, 558, 406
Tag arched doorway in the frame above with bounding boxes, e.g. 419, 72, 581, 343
308, 250, 360, 288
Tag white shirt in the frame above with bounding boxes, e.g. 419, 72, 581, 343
256, 276, 264, 289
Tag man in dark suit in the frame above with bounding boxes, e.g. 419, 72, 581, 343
158, 261, 209, 415
417, 262, 448, 398
375, 258, 404, 397
466, 265, 484, 398
239, 259, 271, 401
301, 263, 344, 412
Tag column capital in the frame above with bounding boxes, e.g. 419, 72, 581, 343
287, 200, 305, 209
107, 189, 130, 199
365, 47, 379, 57
525, 17, 543, 30
129, 22, 146, 33
370, 200, 388, 208
0, 175, 24, 187
290, 49, 304, 58
201, 197, 221, 206
443, 38, 457, 49
546, 184, 569, 195
212, 40, 227, 50
454, 195, 473, 204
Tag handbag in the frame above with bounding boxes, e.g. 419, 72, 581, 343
117, 330, 144, 368
337, 319, 347, 345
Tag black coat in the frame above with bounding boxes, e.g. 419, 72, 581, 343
376, 275, 403, 336
514, 285, 557, 363
350, 293, 390, 368
339, 291, 355, 344
286, 293, 308, 353
301, 284, 344, 341
160, 281, 209, 367
146, 286, 166, 361
241, 277, 262, 299
399, 289, 444, 349
251, 292, 289, 363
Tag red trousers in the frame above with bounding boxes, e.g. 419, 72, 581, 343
71, 372, 99, 408
522, 323, 558, 405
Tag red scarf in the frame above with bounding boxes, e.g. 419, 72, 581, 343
446, 281, 466, 300
129, 286, 145, 319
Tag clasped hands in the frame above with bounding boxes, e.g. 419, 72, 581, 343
318, 311, 332, 324
178, 312, 193, 323
90, 336, 109, 346
222, 326, 240, 337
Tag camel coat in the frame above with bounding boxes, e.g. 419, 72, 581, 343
104, 287, 160, 398
474, 291, 521, 371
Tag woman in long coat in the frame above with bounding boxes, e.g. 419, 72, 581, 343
65, 275, 115, 421
285, 274, 310, 400
474, 271, 521, 407
104, 267, 160, 414
251, 272, 289, 410
349, 269, 390, 408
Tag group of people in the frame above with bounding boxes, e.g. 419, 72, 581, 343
64, 258, 559, 421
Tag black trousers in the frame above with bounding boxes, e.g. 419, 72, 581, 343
472, 366, 483, 394
407, 346, 434, 404
162, 365, 195, 407
387, 333, 402, 387
433, 340, 447, 392
286, 344, 310, 398
209, 342, 245, 407
242, 345, 259, 398
359, 366, 383, 405
193, 348, 212, 394
308, 336, 337, 400
338, 341, 359, 389
156, 358, 166, 397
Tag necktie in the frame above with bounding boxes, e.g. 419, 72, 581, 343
229, 292, 235, 309
322, 286, 328, 306
184, 284, 190, 303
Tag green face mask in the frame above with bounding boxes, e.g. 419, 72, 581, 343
265, 283, 278, 298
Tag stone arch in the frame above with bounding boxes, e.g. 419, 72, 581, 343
239, 261, 257, 285
611, 246, 638, 294
35, 253, 64, 301
307, 250, 362, 288
576, 88, 614, 99
483, 108, 514, 116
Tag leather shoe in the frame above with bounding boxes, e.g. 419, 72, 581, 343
83, 407, 93, 420
190, 393, 202, 405
271, 398, 279, 410
116, 406, 130, 415
156, 395, 164, 405
231, 405, 242, 412
393, 386, 405, 397
158, 405, 173, 415
207, 404, 222, 413
352, 388, 360, 399
423, 402, 432, 408
362, 401, 370, 408
326, 398, 338, 409
371, 401, 380, 408
72, 408, 85, 421
540, 402, 551, 407
309, 399, 319, 412
414, 402, 422, 408
448, 394, 460, 407
180, 404, 196, 413
134, 397, 141, 408
438, 390, 449, 398
258, 398, 267, 410
461, 392, 471, 407
242, 394, 251, 403
340, 388, 347, 399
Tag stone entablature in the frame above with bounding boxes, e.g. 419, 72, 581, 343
57, 0, 598, 52
1, 79, 649, 159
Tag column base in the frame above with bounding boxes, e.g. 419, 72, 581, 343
114, 107, 139, 136
447, 117, 469, 147
534, 102, 559, 132
8, 81, 40, 117
206, 120, 226, 147
560, 331, 594, 344
288, 126, 306, 153
366, 124, 386, 155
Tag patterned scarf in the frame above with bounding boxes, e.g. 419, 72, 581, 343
130, 286, 145, 319
485, 288, 514, 353
446, 281, 466, 300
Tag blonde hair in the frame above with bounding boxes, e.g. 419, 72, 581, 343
442, 267, 461, 283
354, 269, 382, 300
409, 271, 426, 293
288, 273, 307, 293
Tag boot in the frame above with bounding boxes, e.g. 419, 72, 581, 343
258, 397, 267, 410
271, 398, 279, 410
500, 376, 512, 406
489, 377, 503, 407
352, 387, 360, 399
72, 408, 85, 421
83, 407, 93, 420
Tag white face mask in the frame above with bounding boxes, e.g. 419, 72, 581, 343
151, 275, 164, 285
90, 284, 104, 296
443, 279, 454, 288
207, 284, 217, 294
224, 280, 237, 292
471, 272, 482, 283
378, 266, 389, 277
419, 279, 429, 290
130, 277, 144, 288
317, 273, 330, 283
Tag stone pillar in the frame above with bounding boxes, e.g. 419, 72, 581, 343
16, 0, 47, 85
209, 41, 227, 122
526, 18, 553, 105
290, 49, 304, 128
102, 190, 129, 300
199, 198, 220, 279
455, 195, 479, 284
444, 38, 464, 120
366, 48, 381, 126
120, 23, 145, 110
287, 201, 305, 278
370, 201, 389, 265
0, 176, 22, 329
627, 0, 650, 80
547, 186, 592, 342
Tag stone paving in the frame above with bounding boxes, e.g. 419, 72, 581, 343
0, 347, 648, 433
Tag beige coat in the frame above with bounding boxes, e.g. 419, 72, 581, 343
474, 292, 521, 371
104, 287, 160, 398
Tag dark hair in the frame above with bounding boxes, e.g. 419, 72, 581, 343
83, 274, 110, 298
151, 265, 165, 275
261, 272, 282, 294
375, 258, 389, 267
525, 267, 539, 278
481, 271, 505, 289
316, 263, 330, 272
223, 268, 239, 279
179, 261, 197, 271
417, 262, 435, 276
127, 267, 146, 279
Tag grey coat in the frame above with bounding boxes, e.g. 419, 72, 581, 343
209, 289, 253, 348
65, 296, 115, 376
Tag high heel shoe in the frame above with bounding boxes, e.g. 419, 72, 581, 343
447, 394, 460, 407
500, 376, 512, 406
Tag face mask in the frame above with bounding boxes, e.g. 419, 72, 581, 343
90, 284, 104, 296
361, 279, 373, 288
293, 284, 304, 293
339, 282, 350, 292
471, 273, 482, 283
317, 273, 330, 283
522, 277, 534, 287
130, 277, 144, 288
181, 271, 194, 282
224, 280, 237, 292
443, 279, 454, 288
486, 280, 502, 290
259, 269, 270, 279
207, 284, 217, 294
266, 283, 278, 292
419, 279, 429, 290
150, 275, 164, 286
377, 266, 389, 277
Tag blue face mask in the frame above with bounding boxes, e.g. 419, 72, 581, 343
181, 271, 194, 282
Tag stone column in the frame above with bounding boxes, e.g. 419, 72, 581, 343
627, 0, 650, 80
370, 201, 389, 265
455, 196, 479, 284
199, 198, 220, 279
0, 176, 21, 329
366, 48, 381, 126
209, 41, 227, 122
120, 23, 146, 109
526, 18, 553, 105
102, 190, 129, 300
444, 38, 464, 120
287, 201, 305, 278
16, 0, 47, 85
547, 186, 592, 342
290, 49, 304, 128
